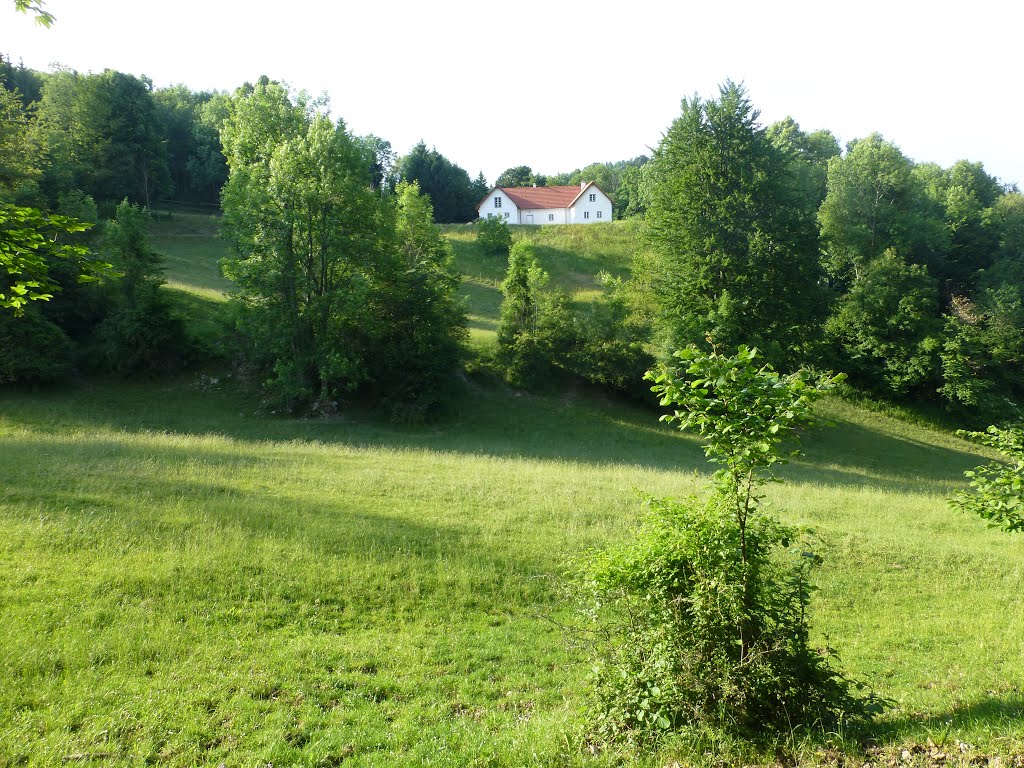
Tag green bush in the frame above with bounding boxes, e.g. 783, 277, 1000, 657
580, 344, 875, 742
565, 273, 653, 399
93, 282, 193, 375
939, 289, 1024, 421
825, 249, 942, 397
476, 215, 512, 257
585, 493, 856, 739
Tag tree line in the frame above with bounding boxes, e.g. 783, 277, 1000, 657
1, 63, 467, 416
489, 82, 1024, 423
5, 56, 1024, 422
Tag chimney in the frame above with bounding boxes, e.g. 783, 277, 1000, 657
581, 181, 586, 189
532, 183, 536, 188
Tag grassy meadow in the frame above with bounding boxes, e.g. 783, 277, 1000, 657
1, 216, 1022, 766
442, 221, 639, 350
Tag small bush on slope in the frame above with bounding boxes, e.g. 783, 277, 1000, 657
580, 344, 879, 743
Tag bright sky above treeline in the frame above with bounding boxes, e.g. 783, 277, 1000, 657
5, 0, 1023, 188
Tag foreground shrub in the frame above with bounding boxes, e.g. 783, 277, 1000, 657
580, 343, 876, 742
585, 493, 862, 739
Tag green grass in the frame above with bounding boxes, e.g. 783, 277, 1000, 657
446, 220, 641, 350
149, 210, 231, 297
444, 221, 638, 289
2, 215, 1022, 766
2, 378, 1023, 766
148, 210, 231, 348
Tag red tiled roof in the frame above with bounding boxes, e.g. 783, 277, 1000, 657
499, 185, 584, 209
476, 182, 612, 213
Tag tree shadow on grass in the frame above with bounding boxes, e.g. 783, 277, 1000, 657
0, 377, 987, 496
0, 430, 568, 621
871, 693, 1024, 744
786, 417, 980, 495
458, 280, 501, 332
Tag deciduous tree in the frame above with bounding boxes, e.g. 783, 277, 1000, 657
36, 69, 171, 207
0, 203, 111, 314
818, 134, 947, 284
825, 249, 942, 395
222, 82, 384, 405
495, 165, 538, 188
950, 426, 1024, 533
221, 82, 464, 415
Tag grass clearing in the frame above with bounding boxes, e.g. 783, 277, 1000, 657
149, 210, 232, 297
2, 379, 1023, 766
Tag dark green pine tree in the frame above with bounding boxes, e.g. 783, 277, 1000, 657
641, 81, 826, 365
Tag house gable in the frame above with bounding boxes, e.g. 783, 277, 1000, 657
477, 186, 518, 222
567, 182, 613, 223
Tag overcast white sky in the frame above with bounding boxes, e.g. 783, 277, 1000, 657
4, 0, 1022, 188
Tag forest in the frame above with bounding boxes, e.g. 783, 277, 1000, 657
8, 54, 1024, 428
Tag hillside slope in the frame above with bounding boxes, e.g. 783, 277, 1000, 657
2, 215, 1019, 766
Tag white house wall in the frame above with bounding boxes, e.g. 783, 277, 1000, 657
569, 185, 613, 224
476, 185, 613, 224
518, 207, 568, 225
480, 190, 518, 223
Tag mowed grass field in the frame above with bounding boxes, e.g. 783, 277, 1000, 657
1, 216, 1022, 767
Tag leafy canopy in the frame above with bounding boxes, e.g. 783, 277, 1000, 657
221, 81, 464, 415
0, 204, 114, 314
13, 0, 53, 26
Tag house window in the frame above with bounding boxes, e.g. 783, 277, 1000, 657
487, 213, 493, 218
494, 196, 502, 208
584, 211, 590, 219
548, 213, 554, 222
589, 193, 596, 202
596, 211, 603, 219
504, 212, 509, 219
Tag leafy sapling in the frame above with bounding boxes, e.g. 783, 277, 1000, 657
646, 343, 845, 571
582, 342, 871, 742
949, 425, 1024, 533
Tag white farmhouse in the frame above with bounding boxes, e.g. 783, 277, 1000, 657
476, 181, 613, 224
